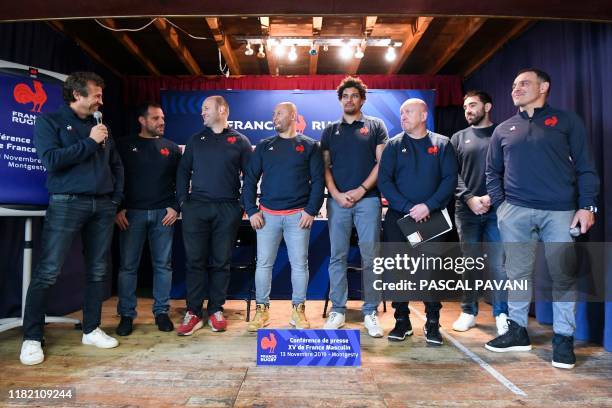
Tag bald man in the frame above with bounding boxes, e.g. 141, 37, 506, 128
242, 102, 325, 331
378, 98, 458, 345
176, 96, 252, 336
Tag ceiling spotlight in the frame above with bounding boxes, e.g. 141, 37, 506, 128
288, 45, 298, 62
257, 44, 266, 59
274, 44, 285, 58
385, 45, 397, 62
308, 42, 318, 56
340, 42, 353, 60
354, 46, 364, 59
244, 42, 254, 56
323, 44, 329, 52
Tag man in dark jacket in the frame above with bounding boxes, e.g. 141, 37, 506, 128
20, 72, 124, 365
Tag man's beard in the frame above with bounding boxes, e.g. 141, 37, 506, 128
467, 110, 485, 126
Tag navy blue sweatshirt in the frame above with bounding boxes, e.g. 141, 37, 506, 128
176, 126, 252, 206
117, 136, 181, 212
34, 104, 124, 203
451, 125, 496, 208
320, 115, 388, 197
378, 131, 458, 213
486, 104, 599, 210
242, 134, 325, 217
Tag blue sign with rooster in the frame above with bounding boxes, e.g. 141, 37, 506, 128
256, 329, 361, 366
0, 62, 65, 207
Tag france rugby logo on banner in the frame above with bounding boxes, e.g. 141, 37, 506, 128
257, 329, 361, 366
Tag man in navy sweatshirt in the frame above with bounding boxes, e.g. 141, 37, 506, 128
243, 102, 324, 331
175, 96, 252, 335
114, 102, 181, 336
20, 72, 124, 366
450, 91, 508, 335
378, 98, 458, 346
485, 69, 599, 370
321, 76, 388, 337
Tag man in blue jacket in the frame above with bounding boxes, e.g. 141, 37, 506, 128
485, 68, 599, 369
243, 102, 324, 331
20, 72, 124, 365
378, 98, 458, 346
175, 96, 252, 336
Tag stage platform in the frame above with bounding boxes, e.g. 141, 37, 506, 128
0, 298, 611, 407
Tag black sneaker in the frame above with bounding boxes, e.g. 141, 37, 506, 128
485, 319, 532, 352
552, 333, 575, 369
155, 313, 174, 332
116, 316, 133, 336
388, 318, 413, 342
423, 320, 443, 346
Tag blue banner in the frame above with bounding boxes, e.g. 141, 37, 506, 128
256, 329, 361, 366
0, 68, 64, 207
161, 89, 436, 145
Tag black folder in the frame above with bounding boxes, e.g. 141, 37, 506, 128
396, 208, 453, 247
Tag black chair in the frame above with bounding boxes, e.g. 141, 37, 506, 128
229, 223, 257, 321
323, 227, 386, 318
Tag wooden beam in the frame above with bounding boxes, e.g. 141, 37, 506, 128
309, 17, 322, 75
100, 18, 160, 76
386, 16, 433, 75
46, 20, 123, 78
345, 16, 376, 75
424, 17, 486, 75
153, 18, 202, 75
205, 17, 241, 76
462, 19, 533, 77
3, 1, 612, 23
260, 17, 278, 76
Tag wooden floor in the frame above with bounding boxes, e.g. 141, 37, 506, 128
0, 298, 611, 407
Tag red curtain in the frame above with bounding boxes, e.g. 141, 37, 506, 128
124, 74, 464, 107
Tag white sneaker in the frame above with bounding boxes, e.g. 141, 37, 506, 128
82, 327, 119, 349
364, 312, 384, 338
452, 313, 477, 332
496, 313, 509, 335
20, 340, 44, 365
323, 312, 345, 329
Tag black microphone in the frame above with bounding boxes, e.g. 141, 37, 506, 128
93, 111, 106, 148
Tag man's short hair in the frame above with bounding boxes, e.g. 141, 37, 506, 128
336, 76, 367, 100
62, 71, 105, 103
517, 68, 552, 93
207, 95, 230, 115
136, 102, 162, 119
463, 90, 492, 105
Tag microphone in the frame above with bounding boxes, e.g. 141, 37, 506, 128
93, 110, 103, 125
93, 111, 106, 148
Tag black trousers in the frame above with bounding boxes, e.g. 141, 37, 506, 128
383, 207, 442, 320
182, 200, 242, 316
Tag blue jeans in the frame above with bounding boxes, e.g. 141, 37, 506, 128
455, 205, 508, 317
327, 197, 381, 315
23, 194, 116, 341
255, 212, 310, 305
497, 201, 576, 336
117, 208, 174, 318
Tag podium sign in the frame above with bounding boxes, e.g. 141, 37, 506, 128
257, 329, 361, 366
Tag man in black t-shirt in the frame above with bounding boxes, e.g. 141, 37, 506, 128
115, 102, 181, 336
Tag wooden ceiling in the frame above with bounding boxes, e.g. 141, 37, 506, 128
41, 16, 534, 78
3, 0, 609, 79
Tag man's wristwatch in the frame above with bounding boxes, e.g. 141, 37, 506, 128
582, 205, 598, 214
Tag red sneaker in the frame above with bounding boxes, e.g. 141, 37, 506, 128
176, 311, 203, 336
208, 311, 227, 332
